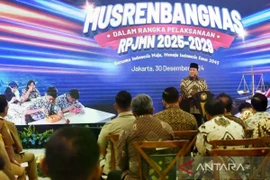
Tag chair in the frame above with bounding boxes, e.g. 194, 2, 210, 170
173, 130, 198, 154
260, 136, 270, 147
209, 138, 262, 149
244, 129, 254, 138
107, 134, 120, 170
210, 148, 270, 179
133, 140, 189, 180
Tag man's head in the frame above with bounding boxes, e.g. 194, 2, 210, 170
216, 93, 233, 113
41, 127, 100, 180
114, 91, 132, 111
189, 63, 199, 78
238, 102, 252, 113
67, 89, 80, 103
0, 95, 8, 116
205, 99, 225, 120
46, 87, 58, 103
162, 87, 179, 106
251, 93, 268, 112
8, 81, 18, 93
131, 94, 153, 116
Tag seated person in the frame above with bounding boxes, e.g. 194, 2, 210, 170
0, 95, 26, 180
117, 94, 174, 180
245, 93, 270, 130
154, 87, 198, 131
4, 81, 19, 104
0, 140, 14, 180
25, 87, 67, 123
217, 93, 246, 129
0, 156, 9, 180
41, 127, 101, 180
5, 120, 38, 180
193, 99, 244, 179
253, 116, 270, 138
238, 102, 254, 121
98, 91, 135, 176
56, 89, 84, 114
21, 80, 40, 102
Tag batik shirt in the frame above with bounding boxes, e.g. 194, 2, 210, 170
21, 88, 40, 100
154, 105, 198, 131
240, 108, 254, 121
224, 113, 246, 129
117, 115, 174, 180
245, 111, 270, 130
180, 76, 209, 114
253, 116, 270, 138
193, 116, 244, 179
56, 93, 84, 111
26, 97, 61, 121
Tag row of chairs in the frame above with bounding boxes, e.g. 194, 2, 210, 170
107, 130, 269, 179
107, 130, 197, 180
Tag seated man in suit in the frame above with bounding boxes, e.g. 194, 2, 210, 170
5, 120, 38, 180
41, 127, 101, 180
0, 137, 14, 180
0, 95, 25, 180
0, 156, 9, 180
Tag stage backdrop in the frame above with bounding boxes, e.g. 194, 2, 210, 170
1, 0, 270, 112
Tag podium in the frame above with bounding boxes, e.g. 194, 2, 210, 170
180, 91, 214, 118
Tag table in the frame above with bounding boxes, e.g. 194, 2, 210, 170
6, 100, 115, 125
28, 108, 116, 125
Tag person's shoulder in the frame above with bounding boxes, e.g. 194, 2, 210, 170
182, 76, 190, 81
4, 120, 14, 126
154, 109, 166, 117
57, 93, 66, 99
197, 76, 205, 81
180, 109, 193, 116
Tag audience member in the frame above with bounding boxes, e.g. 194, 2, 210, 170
238, 102, 254, 121
0, 156, 9, 180
21, 80, 40, 102
5, 120, 38, 180
98, 91, 135, 176
245, 93, 270, 130
0, 95, 26, 180
25, 87, 66, 124
217, 93, 246, 128
56, 89, 84, 114
154, 87, 198, 131
253, 116, 270, 138
116, 94, 174, 180
4, 82, 19, 103
193, 99, 244, 179
0, 144, 13, 180
41, 127, 101, 180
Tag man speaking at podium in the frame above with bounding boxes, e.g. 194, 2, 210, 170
180, 63, 209, 126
